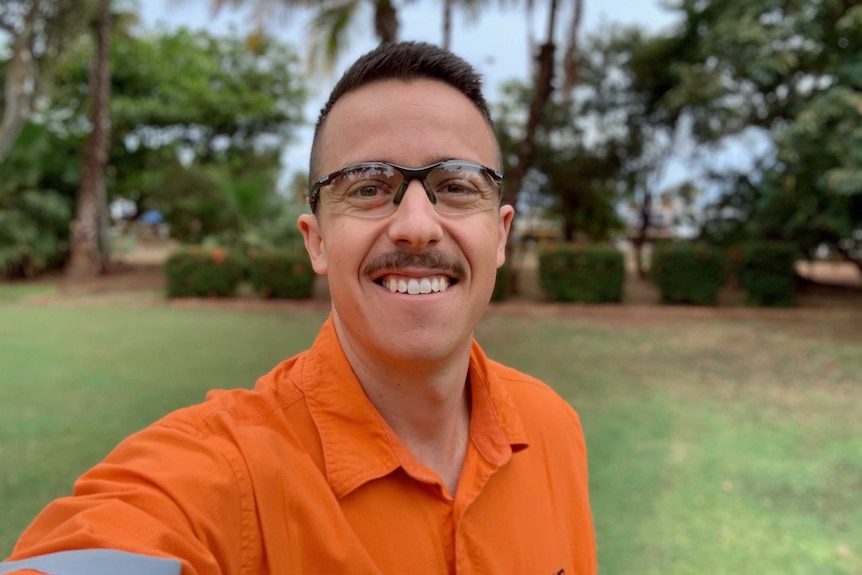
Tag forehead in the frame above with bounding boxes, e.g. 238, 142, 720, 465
317, 79, 500, 174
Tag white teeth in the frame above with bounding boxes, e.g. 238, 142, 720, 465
384, 276, 450, 295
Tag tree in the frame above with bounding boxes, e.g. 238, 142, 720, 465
211, 0, 402, 69
0, 25, 307, 277
502, 0, 580, 209
441, 0, 517, 51
493, 0, 583, 293
0, 123, 75, 277
580, 28, 689, 278
0, 0, 104, 162
50, 25, 306, 247
66, 0, 112, 280
664, 0, 862, 274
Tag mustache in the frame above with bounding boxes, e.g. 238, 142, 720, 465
364, 250, 466, 279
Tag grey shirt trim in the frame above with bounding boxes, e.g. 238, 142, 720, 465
0, 549, 182, 575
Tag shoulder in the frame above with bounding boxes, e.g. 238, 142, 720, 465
484, 358, 589, 458
156, 353, 307, 438
489, 359, 581, 421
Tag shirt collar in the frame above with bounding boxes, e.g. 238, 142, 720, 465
299, 317, 529, 499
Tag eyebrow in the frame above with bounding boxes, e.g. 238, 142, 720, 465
335, 156, 463, 170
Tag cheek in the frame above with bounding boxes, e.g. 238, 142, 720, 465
325, 225, 376, 275
459, 225, 505, 270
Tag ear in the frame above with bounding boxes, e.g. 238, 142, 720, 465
298, 214, 328, 275
496, 205, 515, 268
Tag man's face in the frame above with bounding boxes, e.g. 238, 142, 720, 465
299, 79, 514, 368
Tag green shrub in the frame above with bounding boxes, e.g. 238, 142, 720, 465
248, 248, 315, 299
164, 247, 243, 298
651, 242, 726, 305
738, 242, 797, 307
491, 263, 510, 302
539, 244, 624, 303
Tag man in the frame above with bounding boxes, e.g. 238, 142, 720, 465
2, 41, 595, 575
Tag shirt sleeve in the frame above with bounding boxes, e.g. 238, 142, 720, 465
2, 417, 256, 575
0, 549, 181, 575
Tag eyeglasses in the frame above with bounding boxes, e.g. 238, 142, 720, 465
309, 160, 504, 218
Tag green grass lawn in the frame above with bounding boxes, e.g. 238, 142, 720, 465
1, 302, 860, 574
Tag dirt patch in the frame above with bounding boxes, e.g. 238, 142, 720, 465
58, 263, 167, 295
9, 258, 862, 337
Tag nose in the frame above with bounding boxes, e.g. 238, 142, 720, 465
386, 178, 444, 250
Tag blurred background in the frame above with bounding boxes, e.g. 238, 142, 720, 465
1, 1, 860, 573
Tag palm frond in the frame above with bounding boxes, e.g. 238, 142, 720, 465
307, 1, 360, 73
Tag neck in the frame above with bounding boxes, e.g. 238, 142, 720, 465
335, 322, 473, 496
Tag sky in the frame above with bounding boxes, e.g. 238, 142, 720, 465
140, 1, 679, 96
138, 0, 682, 185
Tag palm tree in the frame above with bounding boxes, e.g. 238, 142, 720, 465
0, 0, 102, 163
66, 0, 113, 280
502, 0, 582, 295
441, 0, 519, 51
211, 0, 405, 70
504, 0, 582, 208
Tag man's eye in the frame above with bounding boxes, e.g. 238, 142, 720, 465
437, 180, 480, 195
356, 184, 381, 198
344, 180, 392, 201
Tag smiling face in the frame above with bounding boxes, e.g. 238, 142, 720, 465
299, 79, 514, 369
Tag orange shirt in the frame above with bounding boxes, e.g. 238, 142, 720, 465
4, 318, 596, 575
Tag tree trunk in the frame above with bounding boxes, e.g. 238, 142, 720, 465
503, 0, 560, 295
442, 0, 453, 50
66, 2, 112, 281
502, 0, 558, 208
560, 0, 583, 105
563, 217, 575, 242
632, 189, 653, 280
374, 0, 399, 43
0, 0, 40, 163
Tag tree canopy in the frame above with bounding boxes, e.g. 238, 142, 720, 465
0, 23, 306, 276
663, 0, 862, 271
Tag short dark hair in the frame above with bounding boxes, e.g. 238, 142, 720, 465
309, 41, 495, 183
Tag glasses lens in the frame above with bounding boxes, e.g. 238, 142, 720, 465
426, 162, 500, 214
320, 163, 404, 217
317, 161, 501, 217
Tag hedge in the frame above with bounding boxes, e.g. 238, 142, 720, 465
651, 242, 726, 305
491, 263, 510, 302
539, 244, 624, 303
737, 241, 797, 307
248, 248, 315, 299
165, 247, 243, 298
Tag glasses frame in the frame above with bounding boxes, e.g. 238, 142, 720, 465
308, 160, 504, 215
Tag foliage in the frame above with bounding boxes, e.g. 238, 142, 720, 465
211, 0, 511, 71
665, 0, 862, 273
494, 26, 694, 249
491, 263, 510, 302
47, 25, 305, 243
0, 124, 75, 278
538, 244, 624, 303
737, 241, 798, 307
650, 242, 726, 305
248, 246, 315, 299
164, 247, 244, 298
495, 79, 624, 244
1, 25, 307, 277
0, 0, 107, 161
